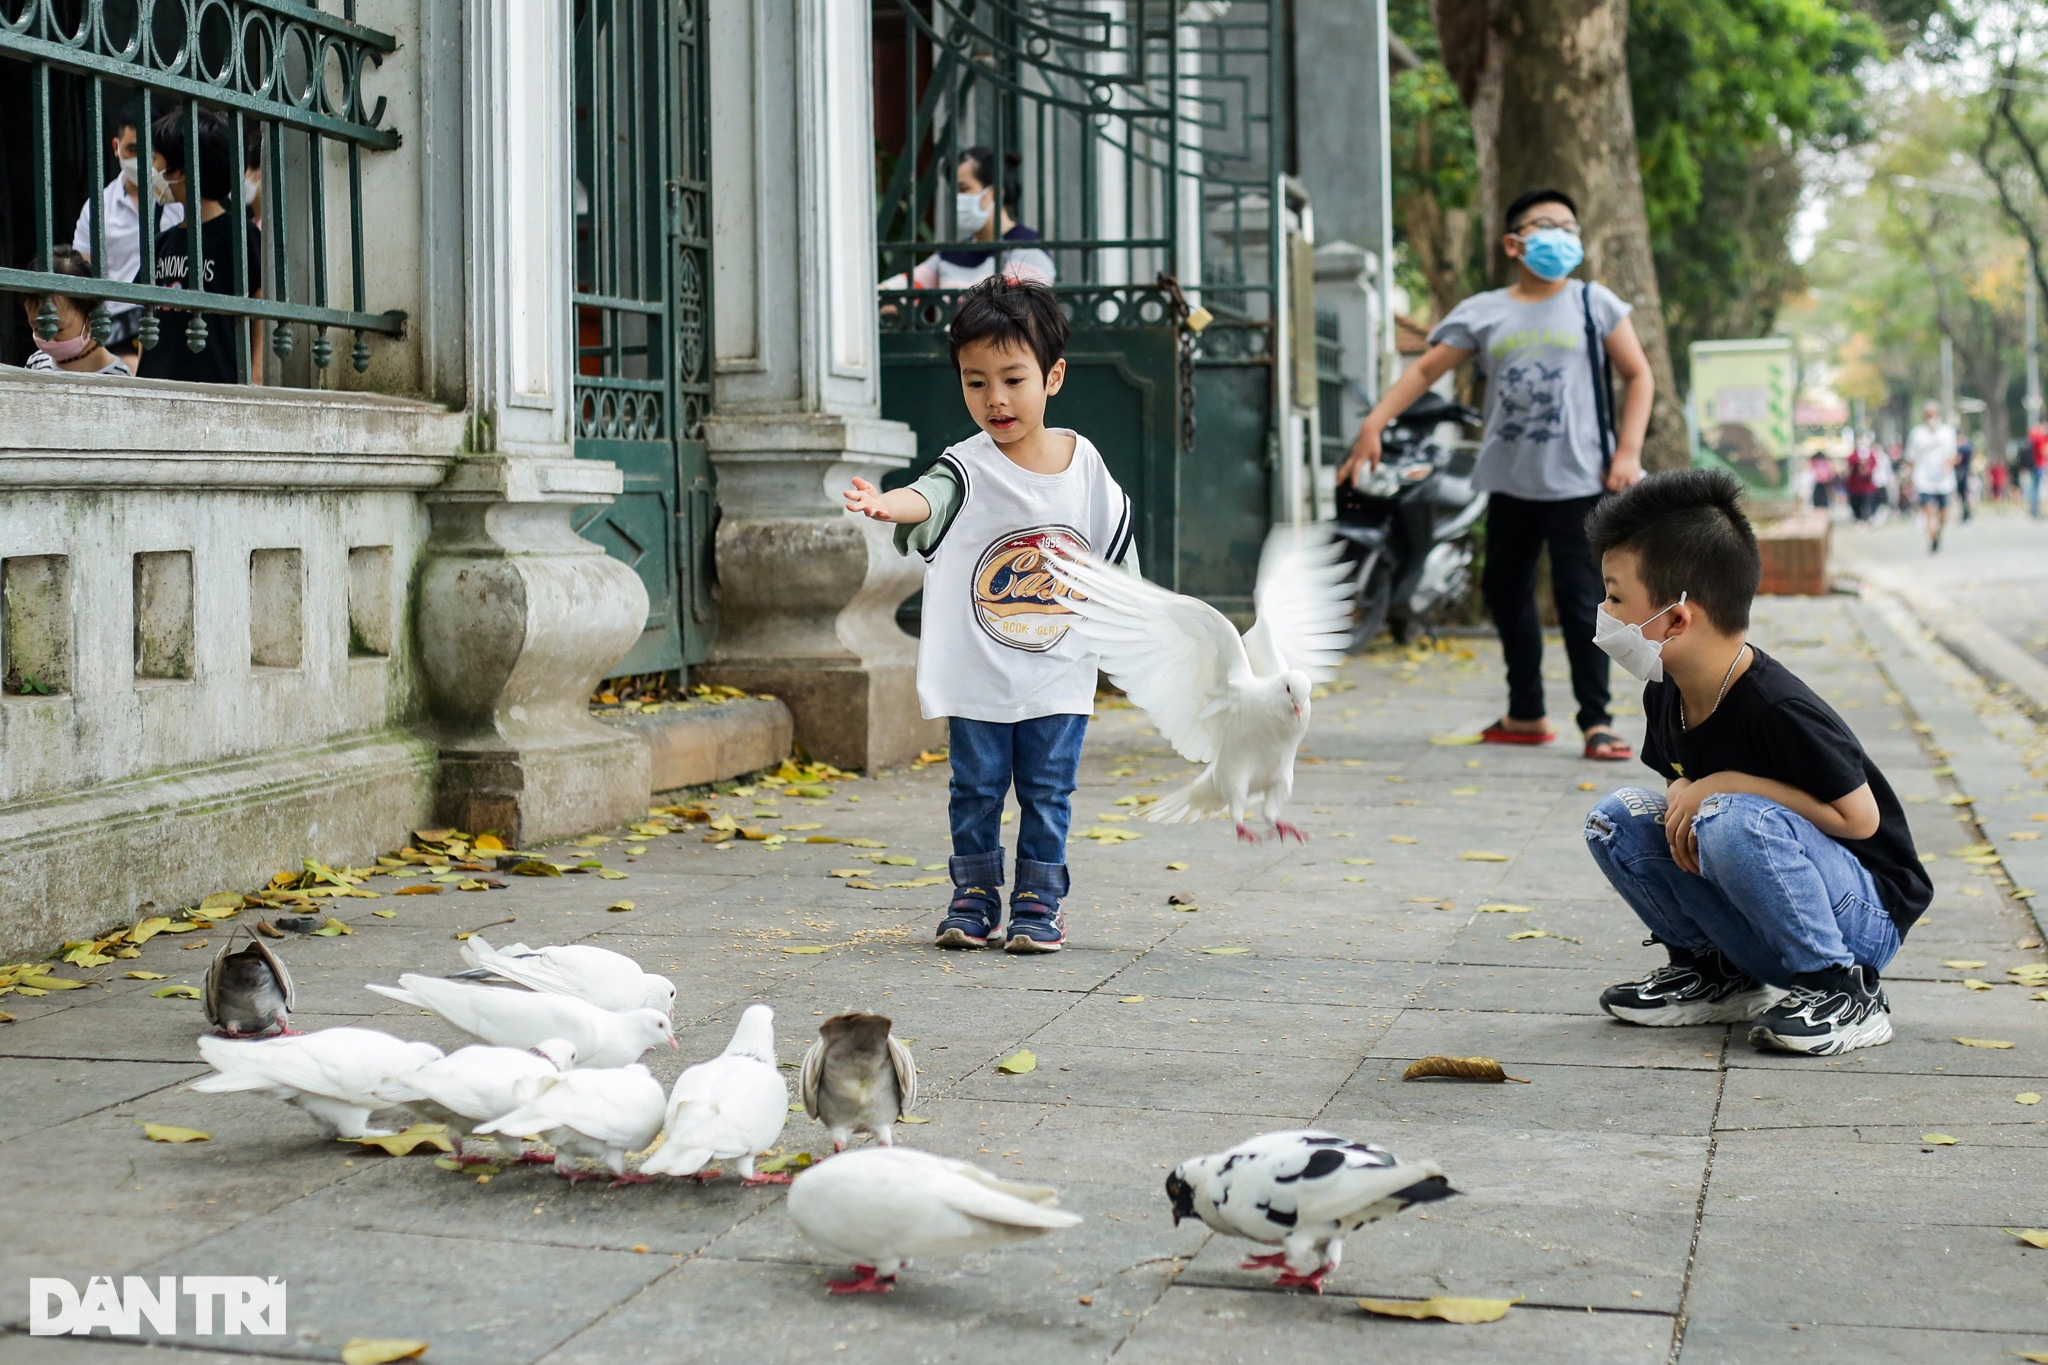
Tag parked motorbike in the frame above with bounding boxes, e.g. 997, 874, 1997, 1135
1331, 391, 1486, 648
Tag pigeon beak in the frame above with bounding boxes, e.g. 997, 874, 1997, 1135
666, 1034, 679, 1048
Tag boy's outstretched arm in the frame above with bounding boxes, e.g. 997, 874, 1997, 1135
843, 477, 932, 525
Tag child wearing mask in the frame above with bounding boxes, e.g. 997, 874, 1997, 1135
16, 247, 133, 376
842, 277, 1133, 953
1582, 470, 1927, 1056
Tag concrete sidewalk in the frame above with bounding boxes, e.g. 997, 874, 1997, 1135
2, 596, 2045, 1364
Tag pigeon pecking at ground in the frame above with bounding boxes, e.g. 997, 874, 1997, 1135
786, 1146, 1084, 1295
189, 1027, 444, 1138
447, 934, 676, 1018
640, 1004, 790, 1184
798, 1011, 918, 1152
371, 1038, 580, 1166
202, 929, 296, 1038
474, 1063, 666, 1186
1048, 527, 1353, 843
1166, 1130, 1457, 1293
365, 973, 674, 1068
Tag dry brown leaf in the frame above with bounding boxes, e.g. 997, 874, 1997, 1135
1402, 1055, 1530, 1084
1356, 1295, 1517, 1323
395, 885, 441, 896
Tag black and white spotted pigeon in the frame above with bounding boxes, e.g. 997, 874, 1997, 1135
1166, 1130, 1457, 1293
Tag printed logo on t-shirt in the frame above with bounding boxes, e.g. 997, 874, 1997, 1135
972, 524, 1089, 652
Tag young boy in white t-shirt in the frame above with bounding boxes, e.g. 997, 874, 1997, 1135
843, 277, 1135, 953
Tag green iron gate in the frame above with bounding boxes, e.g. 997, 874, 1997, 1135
872, 0, 1288, 617
572, 0, 715, 676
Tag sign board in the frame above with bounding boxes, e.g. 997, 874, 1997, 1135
1689, 338, 1796, 497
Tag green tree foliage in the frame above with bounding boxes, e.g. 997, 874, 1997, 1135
1388, 0, 1479, 322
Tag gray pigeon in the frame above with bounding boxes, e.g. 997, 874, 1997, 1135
797, 1011, 917, 1152
202, 930, 295, 1037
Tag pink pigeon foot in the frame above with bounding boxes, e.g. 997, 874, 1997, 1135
825, 1264, 897, 1295
606, 1172, 657, 1188
683, 1168, 724, 1184
516, 1151, 557, 1165
555, 1165, 604, 1185
741, 1172, 793, 1186
1272, 1265, 1331, 1294
1235, 822, 1261, 844
1239, 1253, 1290, 1270
1273, 821, 1307, 843
448, 1151, 496, 1168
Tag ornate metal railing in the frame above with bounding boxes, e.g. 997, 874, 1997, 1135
0, 0, 406, 383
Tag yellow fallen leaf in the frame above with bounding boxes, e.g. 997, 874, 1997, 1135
347, 1123, 455, 1156
844, 838, 887, 849
2015, 1093, 2040, 1105
898, 1115, 930, 1124
827, 869, 868, 878
474, 833, 506, 852
511, 860, 563, 877
608, 900, 636, 912
1341, 858, 1375, 865
1964, 980, 1995, 992
152, 985, 201, 999
1343, 876, 1367, 883
1166, 862, 1188, 871
372, 909, 398, 919
1356, 1295, 1517, 1323
311, 918, 353, 936
784, 823, 823, 832
1119, 996, 1145, 1003
124, 970, 168, 980
1956, 1037, 2016, 1049
1577, 781, 1598, 791
143, 1123, 211, 1143
1428, 734, 1485, 746
341, 1341, 430, 1365
199, 892, 243, 913
594, 868, 629, 880
998, 1050, 1037, 1075
1476, 903, 1534, 914
128, 916, 174, 945
1921, 1133, 1958, 1145
885, 877, 947, 888
783, 946, 830, 955
1459, 851, 1510, 862
1202, 946, 1250, 956
1388, 835, 1419, 845
845, 880, 879, 890
755, 1150, 815, 1176
1450, 786, 1481, 796
1943, 959, 1988, 970
2006, 1228, 2048, 1249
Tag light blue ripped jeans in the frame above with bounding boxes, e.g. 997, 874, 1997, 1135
1584, 787, 1900, 987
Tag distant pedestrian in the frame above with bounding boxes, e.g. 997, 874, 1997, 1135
1844, 440, 1879, 522
1808, 451, 1836, 512
1583, 469, 1927, 1057
1904, 402, 1957, 552
13, 247, 133, 376
1955, 433, 1974, 521
1337, 187, 1655, 763
2029, 422, 2047, 519
1988, 452, 2009, 504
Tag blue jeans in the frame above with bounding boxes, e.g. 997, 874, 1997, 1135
948, 714, 1087, 867
1584, 787, 1900, 987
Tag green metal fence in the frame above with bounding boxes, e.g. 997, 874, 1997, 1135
0, 0, 405, 384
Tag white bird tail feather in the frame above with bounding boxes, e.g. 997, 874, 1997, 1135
1144, 769, 1226, 824
364, 982, 422, 1008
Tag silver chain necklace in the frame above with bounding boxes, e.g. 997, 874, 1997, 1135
1680, 644, 1749, 731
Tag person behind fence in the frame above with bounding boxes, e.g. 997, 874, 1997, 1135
1581, 469, 1928, 1057
70, 105, 185, 365
841, 276, 1133, 955
878, 145, 1055, 294
135, 105, 263, 386
13, 247, 133, 377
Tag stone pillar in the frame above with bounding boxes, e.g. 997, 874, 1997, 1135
698, 0, 940, 770
412, 0, 650, 844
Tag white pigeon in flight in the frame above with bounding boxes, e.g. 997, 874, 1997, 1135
786, 1146, 1084, 1295
365, 973, 674, 1069
641, 1004, 790, 1184
451, 934, 676, 1017
1048, 528, 1353, 842
190, 1027, 444, 1138
474, 1063, 667, 1185
1166, 1130, 1456, 1293
371, 1038, 580, 1165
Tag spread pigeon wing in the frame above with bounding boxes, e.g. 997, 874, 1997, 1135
1240, 527, 1355, 682
887, 1033, 918, 1115
1047, 550, 1252, 764
797, 1035, 826, 1120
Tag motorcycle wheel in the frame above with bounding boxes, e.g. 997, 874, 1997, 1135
1349, 552, 1395, 651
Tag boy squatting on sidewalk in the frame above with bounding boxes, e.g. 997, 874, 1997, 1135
1583, 470, 1930, 1056
843, 276, 1136, 954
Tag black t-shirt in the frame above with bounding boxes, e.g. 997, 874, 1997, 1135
136, 212, 262, 385
1639, 647, 1930, 931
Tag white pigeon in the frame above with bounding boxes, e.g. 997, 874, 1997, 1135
370, 1038, 580, 1165
1048, 527, 1353, 842
365, 973, 674, 1068
474, 1063, 667, 1185
453, 934, 676, 1017
786, 1146, 1084, 1295
189, 1027, 444, 1138
640, 1004, 790, 1184
1166, 1130, 1457, 1293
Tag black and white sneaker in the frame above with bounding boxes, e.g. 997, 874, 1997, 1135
1748, 964, 1892, 1055
1600, 946, 1781, 1026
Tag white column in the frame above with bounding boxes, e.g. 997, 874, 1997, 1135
700, 0, 936, 770
411, 0, 651, 843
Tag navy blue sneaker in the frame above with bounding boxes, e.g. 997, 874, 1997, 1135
1003, 859, 1070, 954
936, 851, 1003, 949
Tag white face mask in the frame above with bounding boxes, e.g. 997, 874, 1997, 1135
119, 155, 140, 188
243, 171, 262, 205
1593, 593, 1686, 683
954, 188, 991, 236
149, 167, 177, 206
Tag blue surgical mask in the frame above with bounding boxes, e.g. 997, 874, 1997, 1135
1517, 227, 1584, 281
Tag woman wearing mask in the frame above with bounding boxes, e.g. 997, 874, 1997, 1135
15, 247, 134, 376
882, 146, 1055, 293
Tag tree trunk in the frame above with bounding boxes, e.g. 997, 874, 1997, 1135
1431, 0, 1690, 471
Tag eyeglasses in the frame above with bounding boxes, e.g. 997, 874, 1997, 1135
1515, 218, 1580, 236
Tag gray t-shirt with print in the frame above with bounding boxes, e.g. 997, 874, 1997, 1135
1428, 281, 1632, 502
